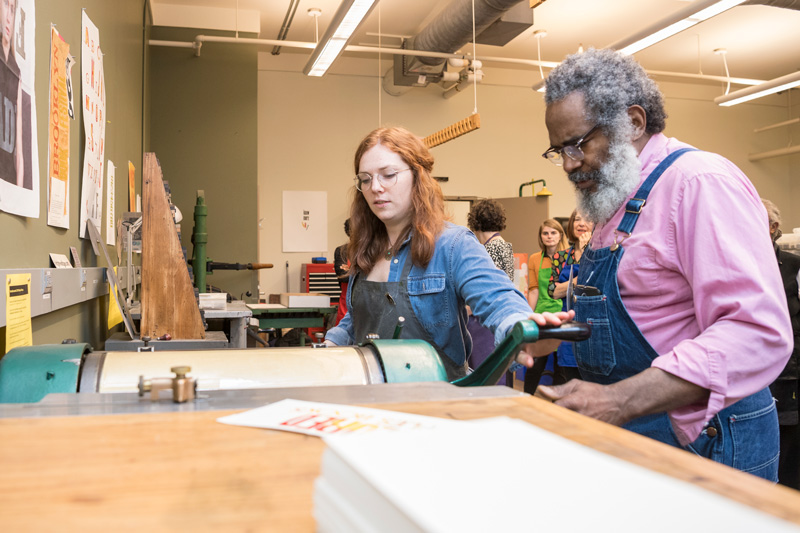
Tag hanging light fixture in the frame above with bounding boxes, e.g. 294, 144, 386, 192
608, 0, 747, 56
714, 71, 800, 107
532, 29, 547, 93
303, 0, 378, 77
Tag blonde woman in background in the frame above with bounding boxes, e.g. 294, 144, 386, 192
525, 219, 568, 393
527, 219, 568, 312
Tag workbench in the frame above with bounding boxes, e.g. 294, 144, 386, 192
1, 383, 799, 531
248, 303, 336, 345
119, 300, 253, 349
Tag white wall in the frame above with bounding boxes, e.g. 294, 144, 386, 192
256, 51, 798, 298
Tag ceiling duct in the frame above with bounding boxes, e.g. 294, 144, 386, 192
474, 1, 534, 46
389, 0, 527, 90
743, 0, 800, 8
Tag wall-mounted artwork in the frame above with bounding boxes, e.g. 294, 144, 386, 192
282, 191, 327, 253
0, 0, 39, 218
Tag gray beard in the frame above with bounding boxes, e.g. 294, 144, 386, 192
570, 141, 642, 225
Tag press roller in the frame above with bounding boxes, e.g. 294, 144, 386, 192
0, 321, 591, 403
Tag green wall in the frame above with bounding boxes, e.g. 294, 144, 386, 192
148, 27, 258, 301
0, 0, 147, 353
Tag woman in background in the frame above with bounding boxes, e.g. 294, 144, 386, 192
524, 219, 568, 392
527, 219, 568, 313
547, 210, 593, 384
467, 199, 514, 281
466, 199, 514, 380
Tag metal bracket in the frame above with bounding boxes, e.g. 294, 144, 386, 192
86, 221, 139, 339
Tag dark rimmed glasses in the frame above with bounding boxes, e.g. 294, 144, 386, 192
541, 125, 599, 166
354, 168, 411, 192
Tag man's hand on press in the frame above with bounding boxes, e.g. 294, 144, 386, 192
515, 310, 575, 367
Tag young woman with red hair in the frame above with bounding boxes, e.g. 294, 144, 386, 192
324, 126, 570, 380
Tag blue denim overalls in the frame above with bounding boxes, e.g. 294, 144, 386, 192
573, 148, 779, 481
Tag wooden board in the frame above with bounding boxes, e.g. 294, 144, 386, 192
140, 153, 205, 339
1, 395, 799, 531
423, 113, 481, 148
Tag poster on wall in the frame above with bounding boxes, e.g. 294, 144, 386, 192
47, 25, 72, 228
282, 191, 328, 253
105, 160, 115, 245
0, 0, 39, 218
5, 272, 33, 350
78, 10, 105, 239
128, 161, 135, 211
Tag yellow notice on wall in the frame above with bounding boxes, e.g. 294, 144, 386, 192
108, 267, 123, 329
128, 161, 136, 211
5, 274, 33, 350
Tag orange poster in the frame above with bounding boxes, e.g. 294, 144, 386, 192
128, 161, 136, 211
47, 26, 71, 228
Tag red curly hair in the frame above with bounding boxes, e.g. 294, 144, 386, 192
349, 127, 446, 274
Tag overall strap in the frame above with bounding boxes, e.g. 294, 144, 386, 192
617, 148, 697, 236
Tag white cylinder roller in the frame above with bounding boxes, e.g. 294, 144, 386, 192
89, 347, 385, 393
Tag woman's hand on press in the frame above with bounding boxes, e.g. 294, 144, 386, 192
515, 310, 575, 367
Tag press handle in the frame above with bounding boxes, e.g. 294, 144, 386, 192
536, 322, 592, 342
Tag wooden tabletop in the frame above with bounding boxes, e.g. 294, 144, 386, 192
1, 394, 799, 532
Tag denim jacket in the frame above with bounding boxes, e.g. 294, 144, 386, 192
326, 223, 532, 365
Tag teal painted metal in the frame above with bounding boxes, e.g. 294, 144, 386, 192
453, 320, 540, 387
0, 344, 90, 403
369, 339, 447, 383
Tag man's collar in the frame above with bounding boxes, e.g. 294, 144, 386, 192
637, 132, 668, 166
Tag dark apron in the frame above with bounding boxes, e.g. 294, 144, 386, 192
574, 148, 779, 480
351, 252, 468, 381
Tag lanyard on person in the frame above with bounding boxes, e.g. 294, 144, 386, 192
483, 232, 501, 245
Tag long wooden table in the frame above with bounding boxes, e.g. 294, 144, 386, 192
1, 389, 800, 531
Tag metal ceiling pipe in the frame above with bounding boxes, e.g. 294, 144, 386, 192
148, 37, 765, 87
410, 0, 525, 67
272, 0, 301, 55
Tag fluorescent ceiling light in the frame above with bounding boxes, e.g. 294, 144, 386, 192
608, 0, 747, 56
303, 0, 378, 77
714, 70, 800, 106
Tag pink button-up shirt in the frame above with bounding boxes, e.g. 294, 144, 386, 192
590, 133, 791, 444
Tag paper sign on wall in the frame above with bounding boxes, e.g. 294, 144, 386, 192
79, 10, 105, 239
47, 25, 71, 228
282, 191, 327, 252
128, 161, 135, 211
0, 0, 40, 218
106, 161, 115, 245
49, 253, 72, 268
5, 274, 33, 350
108, 266, 123, 329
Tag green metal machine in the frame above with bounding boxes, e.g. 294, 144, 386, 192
0, 321, 589, 403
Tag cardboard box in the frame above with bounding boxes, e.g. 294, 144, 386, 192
199, 293, 227, 310
279, 293, 331, 308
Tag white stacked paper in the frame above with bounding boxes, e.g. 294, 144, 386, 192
314, 417, 800, 533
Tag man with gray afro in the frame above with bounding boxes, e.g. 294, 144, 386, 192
537, 48, 791, 481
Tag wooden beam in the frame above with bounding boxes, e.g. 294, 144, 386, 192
140, 153, 205, 340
